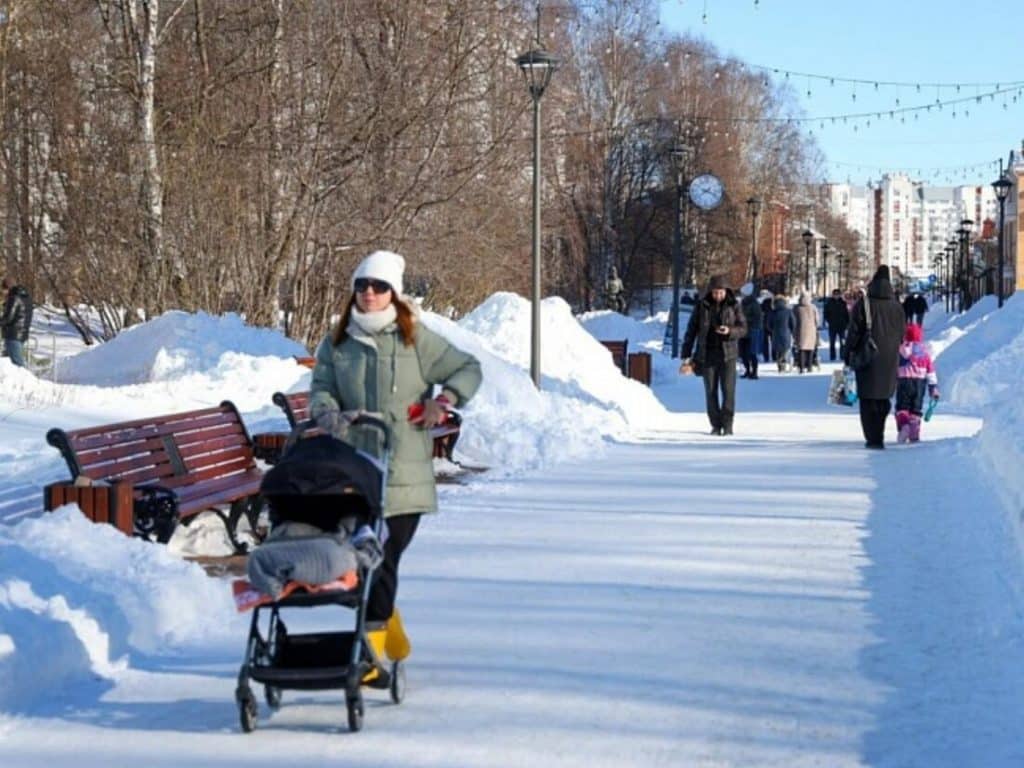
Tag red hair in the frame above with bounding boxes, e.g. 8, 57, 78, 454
331, 294, 416, 347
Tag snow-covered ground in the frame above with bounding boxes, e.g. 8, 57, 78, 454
1, 292, 1023, 766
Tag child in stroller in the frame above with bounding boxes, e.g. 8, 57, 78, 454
234, 414, 404, 733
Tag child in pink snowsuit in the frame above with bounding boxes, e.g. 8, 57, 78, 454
895, 323, 939, 443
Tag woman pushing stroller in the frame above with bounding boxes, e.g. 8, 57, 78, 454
309, 250, 482, 660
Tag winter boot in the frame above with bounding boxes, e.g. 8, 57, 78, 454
362, 625, 388, 682
385, 606, 411, 661
908, 414, 922, 443
896, 410, 911, 444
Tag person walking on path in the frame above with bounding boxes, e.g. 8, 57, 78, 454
0, 277, 33, 368
309, 250, 482, 650
824, 288, 850, 362
681, 274, 747, 435
895, 323, 939, 444
794, 292, 820, 373
769, 295, 795, 372
907, 291, 928, 326
844, 265, 906, 449
758, 290, 774, 363
739, 282, 763, 379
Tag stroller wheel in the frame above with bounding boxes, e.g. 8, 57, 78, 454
238, 691, 258, 733
346, 692, 364, 732
389, 660, 406, 704
265, 685, 282, 710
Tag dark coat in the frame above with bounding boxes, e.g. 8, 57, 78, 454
769, 297, 795, 352
681, 290, 747, 364
845, 275, 906, 400
824, 296, 849, 331
1, 286, 32, 342
740, 294, 764, 330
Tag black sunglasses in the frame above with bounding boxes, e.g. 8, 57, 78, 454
354, 278, 392, 294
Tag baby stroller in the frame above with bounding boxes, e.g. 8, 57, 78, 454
234, 414, 403, 733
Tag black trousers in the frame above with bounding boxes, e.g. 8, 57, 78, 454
859, 398, 891, 446
367, 513, 421, 622
828, 326, 846, 361
702, 356, 736, 431
798, 350, 813, 371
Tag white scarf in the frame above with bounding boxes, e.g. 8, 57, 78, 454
349, 304, 397, 336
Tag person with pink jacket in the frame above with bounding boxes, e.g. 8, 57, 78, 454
895, 323, 939, 443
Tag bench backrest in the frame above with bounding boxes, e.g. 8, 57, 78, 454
272, 391, 309, 428
47, 401, 256, 488
599, 339, 628, 374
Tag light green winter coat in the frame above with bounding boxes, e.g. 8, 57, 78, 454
309, 316, 481, 518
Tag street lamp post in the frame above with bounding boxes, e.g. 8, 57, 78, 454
958, 219, 973, 312
820, 242, 830, 297
992, 175, 1012, 308
801, 229, 814, 293
670, 141, 692, 358
746, 196, 762, 285
946, 241, 956, 313
516, 42, 560, 388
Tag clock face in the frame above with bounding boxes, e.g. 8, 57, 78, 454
689, 173, 724, 211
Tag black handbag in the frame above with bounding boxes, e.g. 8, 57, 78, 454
848, 293, 878, 371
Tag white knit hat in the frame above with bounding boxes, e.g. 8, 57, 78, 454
352, 250, 405, 295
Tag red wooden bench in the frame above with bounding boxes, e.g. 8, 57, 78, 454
255, 391, 462, 464
45, 401, 264, 550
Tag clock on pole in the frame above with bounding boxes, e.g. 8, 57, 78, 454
688, 173, 724, 211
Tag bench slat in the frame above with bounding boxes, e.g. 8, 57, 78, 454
69, 410, 242, 452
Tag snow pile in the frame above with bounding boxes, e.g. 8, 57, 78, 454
936, 294, 1022, 409
424, 294, 668, 470
928, 295, 999, 358
58, 311, 308, 385
577, 308, 691, 385
0, 507, 243, 710
932, 293, 1024, 555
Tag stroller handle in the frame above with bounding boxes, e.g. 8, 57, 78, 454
290, 412, 392, 456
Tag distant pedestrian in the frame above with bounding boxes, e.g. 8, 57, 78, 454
0, 277, 33, 368
769, 295, 796, 372
908, 292, 928, 326
605, 266, 625, 313
759, 290, 774, 362
824, 288, 850, 362
681, 275, 747, 435
794, 292, 820, 373
895, 323, 939, 444
845, 266, 906, 449
738, 283, 763, 380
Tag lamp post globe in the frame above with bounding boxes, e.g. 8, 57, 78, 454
516, 46, 560, 388
992, 175, 1012, 308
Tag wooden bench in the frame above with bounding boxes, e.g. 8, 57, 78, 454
599, 339, 629, 375
255, 391, 462, 464
45, 401, 264, 551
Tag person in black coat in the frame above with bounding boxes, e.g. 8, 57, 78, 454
844, 266, 906, 449
759, 291, 774, 362
0, 277, 32, 368
823, 288, 850, 362
738, 284, 763, 379
681, 274, 747, 435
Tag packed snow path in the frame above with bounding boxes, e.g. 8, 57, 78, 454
3, 366, 1024, 767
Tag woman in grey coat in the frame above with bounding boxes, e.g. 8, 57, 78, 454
310, 250, 482, 630
794, 293, 820, 373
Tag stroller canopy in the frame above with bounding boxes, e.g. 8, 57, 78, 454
261, 435, 383, 528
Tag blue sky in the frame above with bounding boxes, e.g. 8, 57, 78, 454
658, 0, 1024, 186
